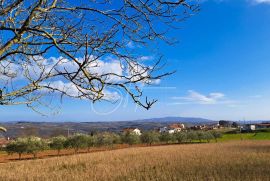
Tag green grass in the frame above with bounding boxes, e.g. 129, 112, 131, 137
251, 132, 270, 140
218, 132, 270, 141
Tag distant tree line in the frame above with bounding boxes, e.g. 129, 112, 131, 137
5, 131, 222, 159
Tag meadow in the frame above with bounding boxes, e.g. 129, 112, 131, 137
0, 140, 269, 181
218, 131, 270, 141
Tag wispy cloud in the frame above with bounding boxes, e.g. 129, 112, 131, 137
171, 90, 234, 105
251, 0, 270, 4
249, 95, 263, 99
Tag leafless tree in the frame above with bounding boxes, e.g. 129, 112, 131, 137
0, 0, 198, 111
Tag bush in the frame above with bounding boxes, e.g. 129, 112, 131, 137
6, 137, 47, 159
174, 132, 187, 143
86, 135, 98, 152
186, 131, 198, 142
121, 132, 141, 145
197, 131, 206, 142
141, 131, 160, 145
111, 133, 122, 144
49, 136, 67, 155
25, 137, 48, 158
96, 132, 116, 147
211, 131, 223, 142
159, 132, 175, 143
65, 134, 88, 153
6, 139, 28, 160
204, 132, 215, 143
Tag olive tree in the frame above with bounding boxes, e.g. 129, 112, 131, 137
121, 132, 140, 146
6, 137, 47, 159
174, 132, 187, 143
65, 134, 88, 153
49, 136, 66, 155
0, 0, 198, 111
186, 131, 198, 143
141, 131, 160, 146
96, 132, 117, 148
25, 136, 47, 158
211, 131, 222, 142
6, 138, 28, 160
204, 132, 214, 143
159, 132, 175, 144
85, 135, 98, 152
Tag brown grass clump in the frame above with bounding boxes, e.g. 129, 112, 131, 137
0, 141, 269, 181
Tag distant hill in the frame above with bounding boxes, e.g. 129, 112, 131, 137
133, 117, 214, 123
0, 116, 216, 138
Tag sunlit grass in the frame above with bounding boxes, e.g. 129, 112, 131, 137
0, 141, 269, 181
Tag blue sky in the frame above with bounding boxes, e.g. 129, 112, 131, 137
1, 0, 270, 122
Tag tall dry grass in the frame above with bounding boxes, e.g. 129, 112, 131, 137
0, 141, 269, 181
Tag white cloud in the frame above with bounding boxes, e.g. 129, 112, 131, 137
138, 56, 154, 61
171, 90, 230, 105
249, 95, 263, 99
1, 54, 160, 102
252, 0, 270, 4
40, 80, 121, 101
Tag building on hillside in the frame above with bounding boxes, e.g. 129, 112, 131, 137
159, 124, 185, 134
241, 124, 256, 132
207, 123, 220, 130
169, 123, 184, 133
190, 125, 208, 130
123, 128, 142, 135
255, 123, 270, 129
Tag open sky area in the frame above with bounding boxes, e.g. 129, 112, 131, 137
1, 0, 270, 122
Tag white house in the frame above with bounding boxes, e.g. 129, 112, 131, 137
123, 128, 142, 135
159, 124, 185, 134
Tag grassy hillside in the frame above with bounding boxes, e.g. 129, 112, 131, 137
0, 141, 269, 181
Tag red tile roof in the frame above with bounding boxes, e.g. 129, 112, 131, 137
169, 124, 184, 129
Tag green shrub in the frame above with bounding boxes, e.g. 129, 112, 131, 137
49, 136, 67, 155
121, 132, 141, 145
174, 132, 187, 143
141, 131, 160, 145
65, 134, 88, 153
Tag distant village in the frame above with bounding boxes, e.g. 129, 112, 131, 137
1, 120, 270, 148
122, 120, 270, 136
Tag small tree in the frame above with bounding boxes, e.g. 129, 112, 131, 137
111, 133, 122, 145
197, 131, 206, 143
141, 131, 160, 146
121, 132, 141, 146
97, 132, 115, 148
6, 139, 28, 160
86, 135, 98, 152
211, 131, 223, 142
187, 131, 198, 143
25, 137, 47, 158
49, 136, 67, 155
65, 134, 88, 154
159, 132, 175, 144
174, 132, 187, 144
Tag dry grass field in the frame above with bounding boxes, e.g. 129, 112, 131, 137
0, 141, 269, 181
